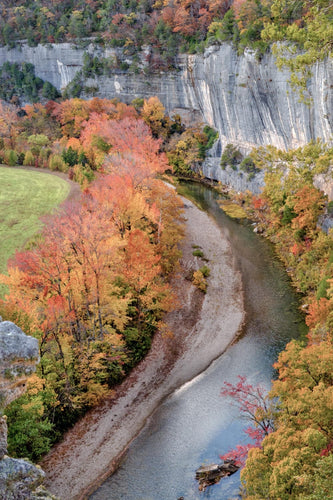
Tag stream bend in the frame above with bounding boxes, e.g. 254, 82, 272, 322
42, 187, 245, 500
90, 183, 306, 500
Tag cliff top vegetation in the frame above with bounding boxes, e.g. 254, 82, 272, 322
0, 0, 331, 78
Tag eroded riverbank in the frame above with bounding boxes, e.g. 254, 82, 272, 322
41, 197, 245, 499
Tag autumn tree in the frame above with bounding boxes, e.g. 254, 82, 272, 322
22, 102, 61, 138
101, 116, 169, 180
0, 100, 19, 148
0, 99, 185, 457
141, 96, 166, 138
51, 98, 90, 137
241, 340, 333, 499
291, 184, 326, 237
220, 376, 274, 466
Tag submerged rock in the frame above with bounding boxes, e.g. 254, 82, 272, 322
195, 460, 239, 491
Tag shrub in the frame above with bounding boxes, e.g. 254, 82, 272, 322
192, 269, 208, 293
49, 154, 67, 172
23, 150, 35, 166
240, 156, 258, 174
199, 265, 210, 278
220, 144, 243, 169
192, 266, 211, 292
5, 390, 53, 462
132, 97, 144, 110
73, 164, 95, 186
4, 149, 17, 166
198, 126, 218, 159
193, 249, 204, 257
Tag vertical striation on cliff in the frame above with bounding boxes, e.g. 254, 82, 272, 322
0, 43, 331, 153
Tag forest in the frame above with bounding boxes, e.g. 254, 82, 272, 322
0, 96, 190, 459
0, 62, 60, 104
1, 97, 332, 499
0, 94, 220, 463
0, 0, 331, 105
218, 142, 333, 498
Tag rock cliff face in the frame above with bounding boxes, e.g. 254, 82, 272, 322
0, 43, 82, 91
0, 42, 332, 193
0, 43, 331, 152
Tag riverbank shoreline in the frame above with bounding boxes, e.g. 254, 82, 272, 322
41, 196, 245, 500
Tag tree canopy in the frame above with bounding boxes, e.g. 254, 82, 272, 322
0, 96, 185, 460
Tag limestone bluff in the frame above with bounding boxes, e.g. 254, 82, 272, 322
0, 42, 331, 151
0, 41, 332, 196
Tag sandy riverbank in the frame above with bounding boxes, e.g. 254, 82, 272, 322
41, 196, 245, 500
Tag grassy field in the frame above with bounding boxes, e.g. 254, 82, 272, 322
0, 167, 70, 290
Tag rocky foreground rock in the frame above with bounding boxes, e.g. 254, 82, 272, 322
0, 319, 55, 499
0, 320, 39, 411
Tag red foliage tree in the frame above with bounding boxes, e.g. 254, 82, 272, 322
220, 376, 274, 466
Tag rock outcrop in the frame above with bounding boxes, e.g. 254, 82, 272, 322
0, 319, 55, 499
0, 458, 46, 499
0, 321, 39, 410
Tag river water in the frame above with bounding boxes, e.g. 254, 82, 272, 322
91, 182, 306, 500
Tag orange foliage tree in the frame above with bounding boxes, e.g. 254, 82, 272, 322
0, 102, 184, 438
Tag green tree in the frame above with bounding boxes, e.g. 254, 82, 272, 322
4, 149, 18, 166
62, 146, 79, 166
220, 143, 243, 169
207, 9, 240, 44
5, 376, 54, 462
42, 81, 60, 100
23, 150, 35, 166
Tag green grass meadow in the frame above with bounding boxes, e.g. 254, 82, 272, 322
0, 167, 70, 293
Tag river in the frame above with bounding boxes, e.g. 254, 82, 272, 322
91, 182, 306, 500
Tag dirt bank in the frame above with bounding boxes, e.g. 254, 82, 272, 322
41, 196, 245, 500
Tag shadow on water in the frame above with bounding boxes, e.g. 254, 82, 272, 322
91, 182, 307, 500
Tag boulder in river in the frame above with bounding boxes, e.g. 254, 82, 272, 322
195, 460, 239, 490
